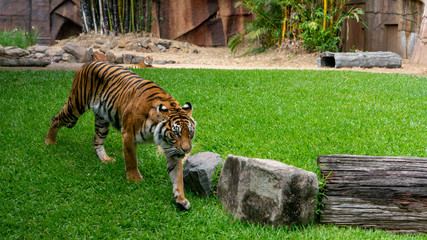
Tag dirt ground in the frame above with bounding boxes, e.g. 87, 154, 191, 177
3, 43, 427, 75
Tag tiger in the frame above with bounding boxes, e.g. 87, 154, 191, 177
45, 60, 195, 210
133, 56, 154, 68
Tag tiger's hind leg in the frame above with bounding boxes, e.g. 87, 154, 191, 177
45, 103, 81, 145
94, 116, 115, 163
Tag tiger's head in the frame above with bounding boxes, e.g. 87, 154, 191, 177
154, 102, 196, 159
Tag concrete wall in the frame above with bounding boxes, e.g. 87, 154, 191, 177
0, 0, 81, 45
343, 0, 423, 59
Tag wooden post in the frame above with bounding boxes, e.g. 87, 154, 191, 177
318, 155, 427, 234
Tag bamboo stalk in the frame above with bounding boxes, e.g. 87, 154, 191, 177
103, 0, 110, 34
131, 0, 135, 32
84, 0, 93, 31
112, 0, 118, 33
98, 0, 104, 34
124, 0, 129, 33
80, 0, 90, 33
91, 0, 98, 34
281, 7, 287, 44
145, 0, 149, 31
118, 0, 124, 33
323, 0, 327, 30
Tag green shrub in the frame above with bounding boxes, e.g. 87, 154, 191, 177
229, 0, 367, 53
0, 27, 40, 49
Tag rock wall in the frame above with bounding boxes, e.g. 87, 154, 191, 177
151, 0, 252, 46
0, 33, 201, 67
411, 0, 427, 63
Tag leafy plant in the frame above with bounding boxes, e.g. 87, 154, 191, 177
300, 5, 366, 52
229, 0, 367, 53
312, 168, 332, 222
0, 27, 40, 49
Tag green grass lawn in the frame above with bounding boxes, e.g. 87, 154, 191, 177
1, 68, 426, 239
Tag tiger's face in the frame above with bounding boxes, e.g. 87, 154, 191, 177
144, 56, 153, 66
154, 102, 196, 159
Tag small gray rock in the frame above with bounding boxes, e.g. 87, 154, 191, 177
35, 53, 45, 59
95, 39, 105, 44
131, 56, 144, 64
155, 40, 172, 49
153, 59, 167, 65
115, 54, 123, 64
157, 44, 166, 52
62, 52, 77, 63
51, 55, 62, 63
108, 39, 119, 49
123, 53, 133, 64
105, 51, 115, 63
183, 152, 223, 197
46, 48, 64, 57
4, 46, 29, 58
35, 45, 49, 53
147, 43, 158, 52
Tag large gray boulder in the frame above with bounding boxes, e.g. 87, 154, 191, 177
183, 152, 223, 196
218, 155, 318, 227
62, 42, 91, 63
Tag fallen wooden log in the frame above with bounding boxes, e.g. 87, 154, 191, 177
318, 155, 427, 234
317, 52, 402, 68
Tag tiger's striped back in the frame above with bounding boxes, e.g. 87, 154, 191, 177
58, 60, 168, 130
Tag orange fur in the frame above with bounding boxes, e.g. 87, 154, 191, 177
45, 61, 195, 210
133, 56, 154, 68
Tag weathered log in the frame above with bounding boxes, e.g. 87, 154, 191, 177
318, 155, 427, 234
317, 52, 402, 68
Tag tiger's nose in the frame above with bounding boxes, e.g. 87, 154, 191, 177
181, 143, 192, 154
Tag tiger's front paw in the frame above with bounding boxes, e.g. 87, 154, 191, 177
100, 156, 116, 163
176, 197, 190, 210
126, 169, 143, 183
45, 136, 57, 145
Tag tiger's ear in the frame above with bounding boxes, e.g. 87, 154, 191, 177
157, 104, 168, 113
182, 102, 192, 116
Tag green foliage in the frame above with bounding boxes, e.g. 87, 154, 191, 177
1, 69, 427, 239
313, 169, 332, 221
0, 27, 40, 49
229, 0, 284, 54
210, 162, 223, 196
229, 0, 367, 53
300, 6, 366, 52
